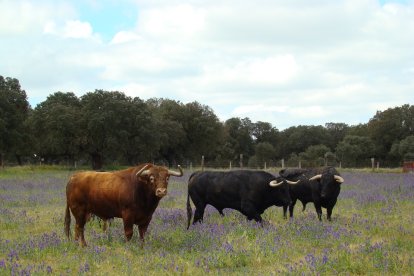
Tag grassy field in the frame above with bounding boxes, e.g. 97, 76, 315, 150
0, 167, 413, 275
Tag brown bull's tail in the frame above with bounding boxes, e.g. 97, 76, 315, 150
64, 203, 71, 239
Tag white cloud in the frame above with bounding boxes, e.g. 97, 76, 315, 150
138, 4, 206, 36
110, 31, 142, 44
110, 83, 158, 99
43, 20, 94, 39
0, 1, 75, 35
62, 20, 93, 39
1, 0, 414, 129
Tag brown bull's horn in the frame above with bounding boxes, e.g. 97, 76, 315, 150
286, 180, 300, 185
269, 180, 283, 187
136, 165, 150, 177
168, 165, 183, 177
334, 175, 344, 183
309, 174, 322, 181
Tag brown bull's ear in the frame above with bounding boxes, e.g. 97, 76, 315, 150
168, 165, 183, 177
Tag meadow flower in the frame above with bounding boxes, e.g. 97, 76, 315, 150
7, 249, 19, 262
79, 262, 90, 273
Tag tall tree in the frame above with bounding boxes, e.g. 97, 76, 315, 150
253, 121, 280, 148
80, 90, 158, 170
301, 144, 331, 167
390, 135, 414, 161
147, 98, 187, 165
368, 104, 414, 161
253, 142, 276, 167
182, 101, 223, 162
279, 125, 330, 158
29, 92, 82, 165
335, 135, 374, 167
325, 122, 349, 150
121, 97, 159, 165
223, 117, 254, 163
0, 76, 30, 165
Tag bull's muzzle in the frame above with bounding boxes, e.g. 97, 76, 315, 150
156, 188, 167, 197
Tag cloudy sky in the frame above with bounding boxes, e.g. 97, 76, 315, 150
1, 0, 413, 129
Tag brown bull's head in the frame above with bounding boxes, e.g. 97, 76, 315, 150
136, 164, 183, 198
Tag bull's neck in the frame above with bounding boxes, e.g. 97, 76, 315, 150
135, 182, 161, 209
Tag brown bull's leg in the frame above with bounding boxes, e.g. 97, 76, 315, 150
75, 220, 87, 247
79, 226, 87, 247
122, 211, 134, 242
102, 219, 108, 232
138, 223, 150, 248
73, 209, 88, 246
138, 223, 149, 241
74, 223, 80, 241
123, 222, 134, 242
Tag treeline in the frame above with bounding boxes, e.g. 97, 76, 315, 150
1, 75, 414, 170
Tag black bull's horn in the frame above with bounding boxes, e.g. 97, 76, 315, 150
269, 179, 300, 187
309, 174, 344, 183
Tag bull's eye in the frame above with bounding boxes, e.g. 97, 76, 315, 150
150, 176, 155, 183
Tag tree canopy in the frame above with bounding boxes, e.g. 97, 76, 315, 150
1, 75, 413, 169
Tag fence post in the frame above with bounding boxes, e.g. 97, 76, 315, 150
229, 161, 232, 170
264, 162, 267, 170
240, 154, 243, 169
281, 158, 285, 169
299, 160, 301, 168
201, 156, 204, 171
371, 158, 375, 171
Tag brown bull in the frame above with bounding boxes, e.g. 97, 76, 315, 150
64, 163, 183, 246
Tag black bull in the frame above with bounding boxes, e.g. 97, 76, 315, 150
186, 170, 298, 229
279, 167, 344, 221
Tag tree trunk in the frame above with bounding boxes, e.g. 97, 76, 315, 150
15, 154, 22, 166
91, 153, 103, 171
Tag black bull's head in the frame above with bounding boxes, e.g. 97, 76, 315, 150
309, 173, 344, 199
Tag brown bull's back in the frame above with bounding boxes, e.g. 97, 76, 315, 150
67, 171, 134, 219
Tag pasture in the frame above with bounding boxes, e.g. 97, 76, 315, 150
0, 167, 413, 275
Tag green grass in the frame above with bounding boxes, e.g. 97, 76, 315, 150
0, 168, 413, 275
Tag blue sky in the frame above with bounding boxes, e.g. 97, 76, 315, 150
75, 1, 137, 41
1, 0, 413, 129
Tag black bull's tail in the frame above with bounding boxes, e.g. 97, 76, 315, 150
64, 203, 71, 239
186, 191, 192, 230
186, 173, 196, 230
